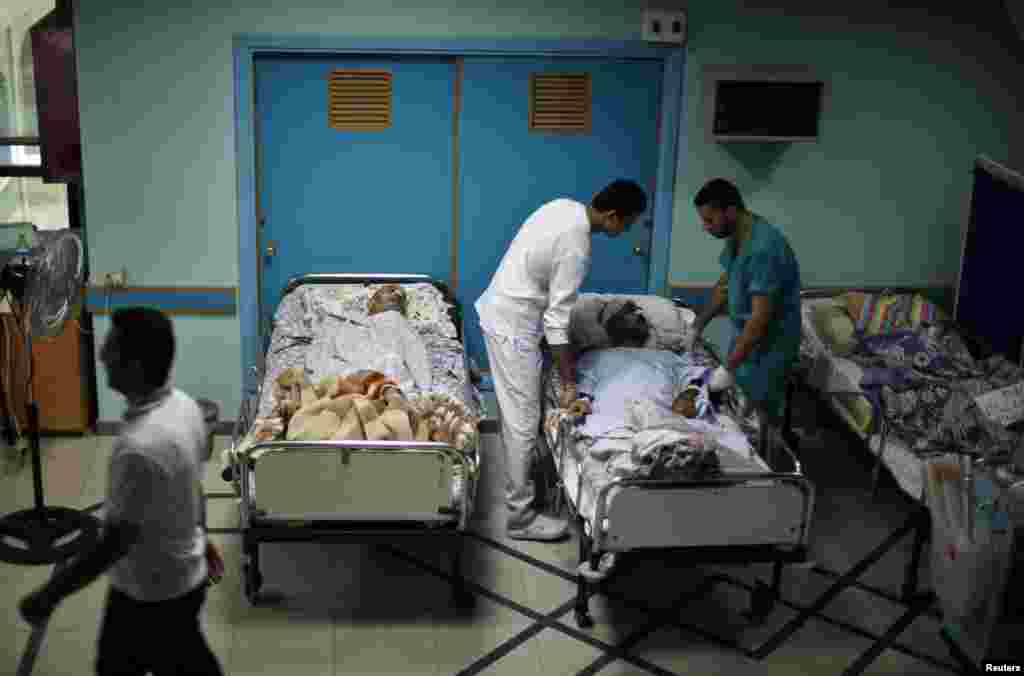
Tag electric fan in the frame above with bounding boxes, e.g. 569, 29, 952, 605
0, 229, 99, 564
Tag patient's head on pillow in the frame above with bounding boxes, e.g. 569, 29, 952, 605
604, 301, 650, 347
368, 284, 408, 316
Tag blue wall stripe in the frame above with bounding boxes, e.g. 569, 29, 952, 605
85, 289, 237, 314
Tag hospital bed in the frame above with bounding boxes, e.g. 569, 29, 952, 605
222, 274, 482, 606
540, 296, 816, 629
798, 287, 1024, 500
793, 287, 1024, 672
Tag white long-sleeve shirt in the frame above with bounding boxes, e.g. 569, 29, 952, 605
475, 198, 591, 346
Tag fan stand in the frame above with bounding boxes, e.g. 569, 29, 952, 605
0, 332, 99, 565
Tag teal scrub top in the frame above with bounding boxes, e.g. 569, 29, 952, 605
718, 217, 802, 420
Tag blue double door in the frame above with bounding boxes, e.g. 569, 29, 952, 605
256, 55, 663, 365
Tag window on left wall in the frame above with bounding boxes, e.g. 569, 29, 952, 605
1, 1, 67, 231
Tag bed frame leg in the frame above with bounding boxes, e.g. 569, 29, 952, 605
574, 516, 594, 629
771, 559, 783, 596
901, 506, 929, 603
451, 535, 475, 609
242, 536, 262, 604
745, 560, 782, 623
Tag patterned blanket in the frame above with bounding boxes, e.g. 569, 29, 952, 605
845, 323, 1020, 461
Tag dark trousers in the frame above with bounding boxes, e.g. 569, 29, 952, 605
96, 582, 223, 676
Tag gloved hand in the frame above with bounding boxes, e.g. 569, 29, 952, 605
707, 365, 735, 393
559, 383, 578, 409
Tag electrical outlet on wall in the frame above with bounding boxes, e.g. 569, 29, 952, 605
642, 9, 686, 44
104, 268, 127, 288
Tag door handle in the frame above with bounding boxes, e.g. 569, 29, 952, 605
266, 240, 278, 257
633, 245, 646, 257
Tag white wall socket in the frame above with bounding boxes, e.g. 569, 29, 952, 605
106, 269, 127, 287
642, 9, 686, 44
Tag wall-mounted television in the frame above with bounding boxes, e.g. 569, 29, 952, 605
704, 66, 824, 143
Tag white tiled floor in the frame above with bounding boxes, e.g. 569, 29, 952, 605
0, 415, 964, 675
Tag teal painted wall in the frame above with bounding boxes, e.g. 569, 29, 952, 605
671, 3, 1023, 289
74, 1, 1023, 421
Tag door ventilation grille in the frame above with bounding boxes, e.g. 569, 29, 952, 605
328, 70, 393, 132
529, 73, 591, 133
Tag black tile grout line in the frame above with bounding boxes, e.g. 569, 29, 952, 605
750, 511, 920, 659
571, 581, 730, 676
195, 525, 955, 672
453, 598, 577, 676
377, 543, 685, 676
465, 531, 749, 653
810, 565, 943, 622
710, 574, 962, 675
840, 592, 944, 676
469, 530, 959, 674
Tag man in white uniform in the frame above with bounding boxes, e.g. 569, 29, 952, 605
476, 179, 648, 541
19, 307, 223, 675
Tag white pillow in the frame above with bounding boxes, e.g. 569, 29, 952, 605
570, 293, 694, 351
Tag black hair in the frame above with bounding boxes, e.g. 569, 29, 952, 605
110, 307, 175, 390
693, 178, 745, 210
605, 301, 650, 348
592, 179, 648, 218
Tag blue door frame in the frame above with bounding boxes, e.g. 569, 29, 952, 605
233, 35, 685, 392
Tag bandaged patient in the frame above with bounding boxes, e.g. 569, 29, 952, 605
308, 284, 432, 395
364, 284, 432, 392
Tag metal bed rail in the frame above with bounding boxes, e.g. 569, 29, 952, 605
552, 416, 815, 553
237, 439, 478, 531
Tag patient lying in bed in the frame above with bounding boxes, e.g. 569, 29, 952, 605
570, 348, 756, 480
306, 284, 432, 394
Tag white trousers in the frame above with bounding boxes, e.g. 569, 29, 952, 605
481, 328, 542, 526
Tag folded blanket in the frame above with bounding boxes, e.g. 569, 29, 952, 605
628, 428, 722, 480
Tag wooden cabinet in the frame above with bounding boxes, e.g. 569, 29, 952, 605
30, 319, 92, 433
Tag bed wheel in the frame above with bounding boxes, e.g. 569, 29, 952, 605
744, 581, 776, 623
575, 609, 594, 628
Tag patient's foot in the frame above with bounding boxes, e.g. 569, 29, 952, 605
507, 514, 569, 542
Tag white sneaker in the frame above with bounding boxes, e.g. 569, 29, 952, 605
507, 514, 569, 542
577, 553, 618, 581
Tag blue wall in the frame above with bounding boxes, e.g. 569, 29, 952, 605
74, 0, 1023, 421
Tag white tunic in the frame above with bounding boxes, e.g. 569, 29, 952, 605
475, 198, 591, 346
107, 388, 207, 602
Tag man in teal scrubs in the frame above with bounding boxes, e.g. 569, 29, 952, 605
691, 179, 802, 428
